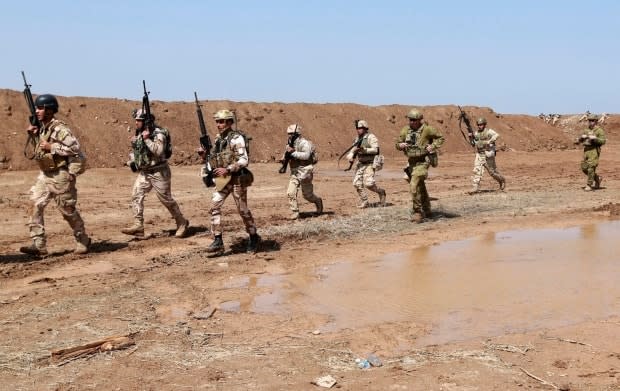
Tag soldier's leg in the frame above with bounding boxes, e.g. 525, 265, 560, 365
483, 156, 505, 189
300, 175, 322, 214
286, 175, 301, 216
21, 174, 53, 254
231, 184, 257, 235
210, 184, 232, 237
352, 165, 368, 206
150, 167, 187, 228
53, 171, 89, 253
472, 153, 484, 192
130, 172, 151, 226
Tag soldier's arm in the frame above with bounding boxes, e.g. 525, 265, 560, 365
291, 139, 312, 160
228, 134, 249, 172
50, 128, 81, 157
144, 132, 166, 157
594, 128, 606, 146
395, 128, 407, 150
429, 127, 445, 150
363, 134, 379, 155
487, 129, 499, 144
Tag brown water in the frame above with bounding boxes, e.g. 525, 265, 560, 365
221, 221, 620, 345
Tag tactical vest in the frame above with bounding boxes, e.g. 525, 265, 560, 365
473, 129, 495, 153
132, 126, 170, 170
211, 130, 247, 169
35, 120, 70, 172
289, 137, 317, 168
358, 133, 377, 164
404, 127, 428, 160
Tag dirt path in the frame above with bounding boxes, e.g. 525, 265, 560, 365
1, 147, 620, 390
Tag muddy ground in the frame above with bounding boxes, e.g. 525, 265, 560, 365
1, 140, 620, 390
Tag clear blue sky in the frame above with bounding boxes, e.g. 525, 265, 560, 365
1, 0, 618, 114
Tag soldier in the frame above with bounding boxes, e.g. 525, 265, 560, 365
20, 94, 90, 256
121, 109, 189, 238
205, 109, 260, 253
576, 113, 606, 191
599, 113, 609, 125
283, 124, 323, 219
395, 109, 444, 223
470, 117, 506, 193
551, 114, 560, 126
347, 120, 386, 208
578, 110, 591, 123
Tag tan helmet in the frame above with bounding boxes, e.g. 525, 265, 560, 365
406, 109, 423, 120
213, 109, 235, 121
587, 113, 600, 121
287, 124, 302, 134
476, 117, 487, 125
133, 108, 154, 121
356, 120, 369, 129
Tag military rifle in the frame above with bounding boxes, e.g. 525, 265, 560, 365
457, 106, 475, 147
21, 71, 40, 159
337, 120, 364, 171
278, 125, 299, 174
194, 92, 215, 187
142, 80, 155, 133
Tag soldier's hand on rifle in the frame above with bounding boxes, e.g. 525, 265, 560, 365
214, 167, 229, 177
141, 129, 151, 139
39, 139, 52, 152
26, 124, 39, 135
588, 134, 597, 140
426, 144, 435, 153
196, 147, 206, 159
286, 145, 295, 153
398, 142, 408, 150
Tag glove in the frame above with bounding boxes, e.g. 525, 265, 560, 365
588, 134, 597, 140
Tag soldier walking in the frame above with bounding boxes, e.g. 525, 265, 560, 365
121, 109, 189, 238
20, 94, 90, 256
347, 120, 386, 208
283, 124, 323, 220
204, 110, 260, 253
396, 109, 444, 223
576, 113, 606, 191
470, 117, 505, 193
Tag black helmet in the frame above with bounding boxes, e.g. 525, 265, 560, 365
34, 94, 59, 113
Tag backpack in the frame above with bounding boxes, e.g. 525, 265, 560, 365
311, 147, 319, 165
154, 127, 173, 159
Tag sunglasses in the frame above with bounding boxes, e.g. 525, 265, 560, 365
215, 119, 226, 124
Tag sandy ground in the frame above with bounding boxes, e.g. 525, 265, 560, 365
1, 146, 620, 390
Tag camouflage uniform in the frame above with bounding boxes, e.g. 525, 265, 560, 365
348, 128, 385, 208
22, 118, 90, 255
577, 116, 606, 191
285, 126, 322, 219
471, 126, 505, 192
123, 113, 188, 237
209, 129, 257, 236
396, 111, 444, 222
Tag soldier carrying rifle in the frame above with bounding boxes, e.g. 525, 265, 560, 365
575, 113, 606, 191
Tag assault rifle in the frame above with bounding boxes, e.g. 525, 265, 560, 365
337, 120, 364, 171
21, 71, 40, 159
278, 125, 299, 174
194, 92, 215, 187
142, 80, 155, 132
457, 106, 475, 147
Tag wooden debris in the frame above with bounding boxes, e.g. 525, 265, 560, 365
484, 342, 531, 355
520, 367, 559, 389
51, 334, 135, 365
544, 336, 593, 347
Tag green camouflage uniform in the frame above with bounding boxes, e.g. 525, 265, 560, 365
579, 125, 606, 188
396, 123, 444, 217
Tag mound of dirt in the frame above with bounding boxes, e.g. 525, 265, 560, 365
2, 88, 614, 171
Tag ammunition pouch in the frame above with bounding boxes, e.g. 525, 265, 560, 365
234, 167, 254, 187
36, 152, 67, 173
426, 153, 438, 167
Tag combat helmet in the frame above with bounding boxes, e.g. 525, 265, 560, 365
133, 108, 155, 121
406, 109, 423, 120
213, 109, 235, 121
586, 113, 600, 121
34, 94, 59, 113
476, 117, 487, 125
356, 120, 369, 129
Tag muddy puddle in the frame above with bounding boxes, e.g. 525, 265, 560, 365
222, 221, 620, 346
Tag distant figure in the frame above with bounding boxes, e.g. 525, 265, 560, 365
578, 110, 591, 123
551, 114, 561, 126
347, 119, 386, 208
575, 113, 606, 191
470, 117, 505, 193
544, 114, 552, 124
599, 113, 609, 124
538, 113, 545, 120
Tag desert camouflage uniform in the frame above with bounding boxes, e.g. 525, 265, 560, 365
578, 124, 606, 190
348, 132, 385, 207
396, 123, 444, 219
26, 119, 89, 253
286, 136, 322, 217
472, 128, 505, 191
210, 130, 257, 236
127, 128, 187, 231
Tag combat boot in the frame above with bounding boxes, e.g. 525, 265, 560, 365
175, 219, 189, 238
469, 184, 480, 195
121, 222, 144, 237
594, 175, 602, 189
357, 201, 369, 209
584, 185, 593, 192
206, 235, 224, 253
246, 234, 261, 253
74, 232, 91, 255
19, 242, 48, 257
315, 198, 323, 215
499, 178, 506, 191
378, 189, 387, 206
411, 212, 424, 224
288, 211, 300, 220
